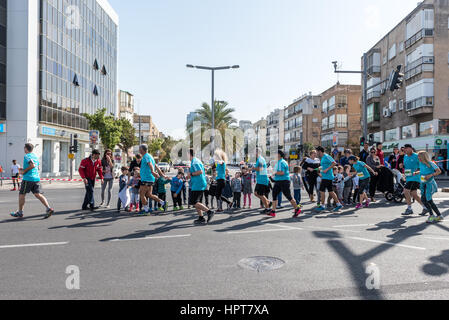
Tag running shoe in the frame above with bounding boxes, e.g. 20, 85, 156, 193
402, 208, 414, 216
315, 206, 326, 212
333, 204, 343, 212
267, 210, 276, 218
194, 216, 207, 225
173, 207, 179, 211
179, 206, 184, 210
44, 208, 54, 219
426, 216, 438, 224
364, 200, 370, 208
10, 211, 24, 219
355, 203, 363, 210
207, 210, 215, 223
293, 207, 302, 218
419, 209, 430, 216
435, 216, 444, 223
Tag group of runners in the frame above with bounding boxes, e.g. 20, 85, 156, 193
7, 142, 445, 225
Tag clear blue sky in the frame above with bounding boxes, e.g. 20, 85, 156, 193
109, 0, 419, 139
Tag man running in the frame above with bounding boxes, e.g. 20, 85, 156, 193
348, 156, 377, 209
139, 144, 167, 215
10, 143, 54, 219
187, 149, 214, 225
253, 147, 271, 213
316, 146, 343, 212
10, 160, 21, 191
402, 144, 428, 216
268, 150, 302, 218
79, 150, 104, 211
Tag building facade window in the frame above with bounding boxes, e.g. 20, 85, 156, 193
419, 120, 436, 136
336, 114, 347, 128
402, 124, 416, 139
385, 128, 398, 142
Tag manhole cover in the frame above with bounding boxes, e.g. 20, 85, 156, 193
238, 256, 285, 272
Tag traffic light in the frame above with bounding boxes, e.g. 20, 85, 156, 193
70, 134, 79, 154
388, 65, 404, 92
360, 137, 366, 147
368, 134, 375, 145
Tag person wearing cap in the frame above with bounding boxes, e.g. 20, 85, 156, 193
268, 150, 302, 218
348, 156, 377, 209
402, 144, 428, 216
315, 146, 343, 212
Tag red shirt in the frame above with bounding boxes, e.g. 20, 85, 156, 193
79, 157, 104, 180
376, 149, 385, 165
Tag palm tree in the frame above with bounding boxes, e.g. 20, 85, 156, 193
187, 101, 238, 149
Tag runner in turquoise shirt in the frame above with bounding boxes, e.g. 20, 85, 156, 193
418, 151, 443, 223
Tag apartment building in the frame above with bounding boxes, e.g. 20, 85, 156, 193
133, 114, 161, 143
320, 84, 362, 150
265, 108, 284, 162
362, 0, 449, 156
119, 90, 134, 124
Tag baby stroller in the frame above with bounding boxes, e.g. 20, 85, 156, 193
385, 168, 405, 203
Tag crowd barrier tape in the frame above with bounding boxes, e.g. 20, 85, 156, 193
0, 177, 101, 182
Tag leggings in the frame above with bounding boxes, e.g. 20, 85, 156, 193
216, 179, 231, 204
422, 185, 441, 217
101, 179, 114, 205
243, 193, 252, 207
306, 176, 318, 197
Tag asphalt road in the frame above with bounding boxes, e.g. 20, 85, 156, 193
1, 181, 449, 300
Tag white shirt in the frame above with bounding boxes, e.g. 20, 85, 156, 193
11, 164, 20, 175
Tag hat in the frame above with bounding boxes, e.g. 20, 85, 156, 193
403, 144, 413, 149
348, 156, 357, 162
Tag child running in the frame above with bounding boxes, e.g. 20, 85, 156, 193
155, 170, 171, 212
348, 156, 377, 209
417, 151, 444, 224
117, 167, 130, 212
241, 167, 253, 209
291, 166, 304, 207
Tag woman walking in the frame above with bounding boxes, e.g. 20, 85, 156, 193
100, 149, 115, 208
303, 150, 321, 203
418, 151, 444, 224
214, 149, 232, 212
366, 148, 382, 203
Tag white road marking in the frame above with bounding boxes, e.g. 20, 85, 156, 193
109, 234, 191, 242
332, 223, 396, 228
264, 224, 304, 231
0, 242, 69, 249
424, 236, 449, 241
227, 229, 298, 235
305, 226, 361, 233
347, 237, 426, 251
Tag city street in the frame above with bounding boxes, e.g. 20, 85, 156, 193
1, 181, 449, 300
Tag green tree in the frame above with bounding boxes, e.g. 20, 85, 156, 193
148, 138, 164, 160
83, 108, 122, 150
161, 136, 179, 163
186, 101, 238, 149
117, 118, 138, 157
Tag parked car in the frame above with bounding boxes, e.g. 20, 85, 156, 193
158, 162, 171, 173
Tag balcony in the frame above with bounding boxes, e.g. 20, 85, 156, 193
405, 56, 434, 80
367, 66, 381, 74
405, 29, 434, 49
406, 96, 434, 116
367, 91, 381, 102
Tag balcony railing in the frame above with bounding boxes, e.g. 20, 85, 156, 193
367, 66, 381, 74
405, 29, 434, 49
406, 96, 434, 112
367, 91, 381, 100
405, 56, 434, 80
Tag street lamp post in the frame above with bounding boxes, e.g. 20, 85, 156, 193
186, 64, 239, 155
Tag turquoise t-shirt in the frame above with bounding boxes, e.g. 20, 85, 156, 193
141, 153, 156, 183
404, 153, 420, 182
190, 157, 207, 191
216, 162, 226, 180
23, 153, 40, 182
274, 159, 290, 181
353, 161, 370, 180
321, 154, 336, 181
255, 156, 269, 186
419, 161, 438, 183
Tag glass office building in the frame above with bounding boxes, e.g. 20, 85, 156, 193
0, 0, 118, 177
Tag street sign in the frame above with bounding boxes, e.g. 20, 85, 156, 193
68, 153, 75, 160
290, 155, 299, 160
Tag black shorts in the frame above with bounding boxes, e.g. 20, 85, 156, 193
140, 181, 154, 187
19, 181, 42, 195
12, 174, 19, 179
405, 181, 420, 191
272, 180, 293, 202
358, 178, 370, 193
255, 184, 270, 196
320, 179, 334, 193
190, 191, 204, 205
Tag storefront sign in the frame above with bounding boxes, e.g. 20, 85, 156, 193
436, 139, 443, 146
0, 123, 5, 133
332, 132, 339, 147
